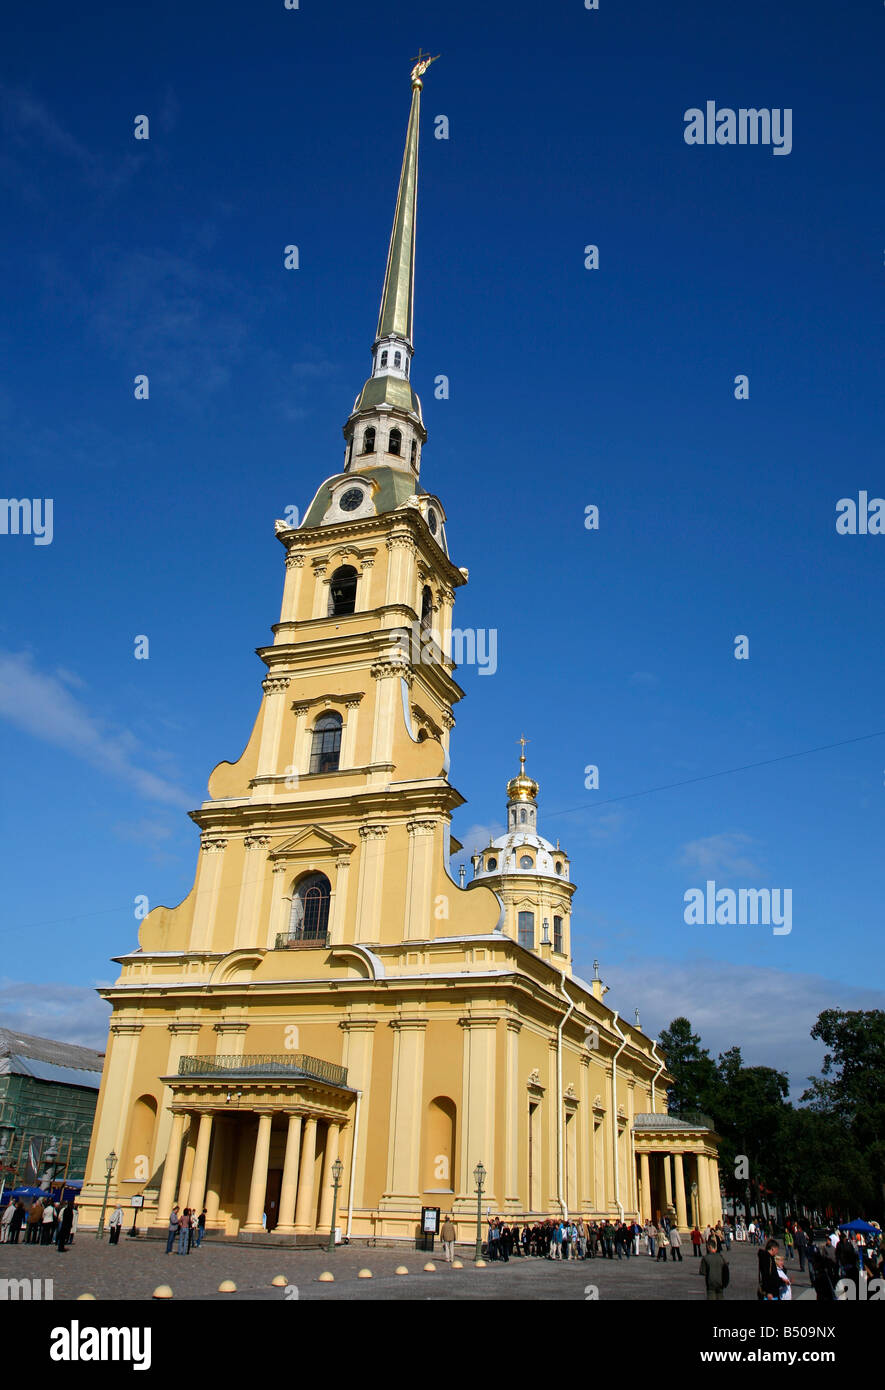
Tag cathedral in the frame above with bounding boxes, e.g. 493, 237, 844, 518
80, 59, 722, 1242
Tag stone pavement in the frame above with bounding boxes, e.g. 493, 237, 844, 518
0, 1235, 814, 1301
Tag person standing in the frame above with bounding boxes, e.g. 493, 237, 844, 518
57, 1201, 74, 1254
690, 1225, 703, 1259
177, 1208, 191, 1255
27, 1198, 43, 1244
0, 1201, 14, 1243
669, 1226, 683, 1262
783, 1225, 794, 1262
9, 1200, 25, 1244
41, 1198, 56, 1245
441, 1215, 456, 1263
646, 1220, 657, 1258
656, 1228, 669, 1262
758, 1239, 782, 1301
794, 1225, 807, 1274
196, 1208, 207, 1248
166, 1205, 180, 1254
108, 1205, 123, 1245
700, 1240, 730, 1300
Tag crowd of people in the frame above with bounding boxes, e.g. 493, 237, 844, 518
0, 1195, 79, 1251
481, 1215, 729, 1262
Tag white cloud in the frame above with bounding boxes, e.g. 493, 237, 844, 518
0, 649, 192, 807
680, 831, 762, 878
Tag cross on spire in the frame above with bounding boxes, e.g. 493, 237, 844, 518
517, 734, 529, 770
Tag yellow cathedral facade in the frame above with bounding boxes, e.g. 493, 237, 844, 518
80, 59, 722, 1243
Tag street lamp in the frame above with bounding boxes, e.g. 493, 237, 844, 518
473, 1161, 486, 1262
327, 1157, 344, 1253
691, 1180, 699, 1228
96, 1150, 117, 1240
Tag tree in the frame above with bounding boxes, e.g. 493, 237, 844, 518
659, 1017, 719, 1117
802, 1009, 885, 1215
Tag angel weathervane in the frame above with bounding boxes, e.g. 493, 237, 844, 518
410, 49, 440, 86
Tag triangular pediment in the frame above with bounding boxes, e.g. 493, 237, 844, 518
269, 825, 355, 861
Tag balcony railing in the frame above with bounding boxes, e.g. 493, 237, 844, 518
178, 1053, 348, 1088
274, 932, 330, 950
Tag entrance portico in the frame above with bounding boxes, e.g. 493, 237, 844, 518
153, 1054, 354, 1238
633, 1112, 722, 1228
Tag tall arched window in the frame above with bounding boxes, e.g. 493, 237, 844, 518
362, 427, 375, 454
518, 911, 534, 949
380, 350, 388, 368
520, 808, 527, 824
388, 428, 402, 456
394, 350, 402, 368
420, 584, 433, 629
309, 712, 342, 773
553, 916, 563, 953
290, 872, 331, 939
410, 440, 417, 465
329, 565, 357, 616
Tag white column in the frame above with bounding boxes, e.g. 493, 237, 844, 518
152, 1023, 201, 1180
355, 825, 387, 942
328, 856, 352, 946
279, 550, 305, 625
294, 1116, 318, 1232
275, 1112, 303, 1235
255, 676, 291, 781
381, 1019, 427, 1209
187, 1113, 214, 1214
403, 819, 436, 940
154, 1112, 186, 1227
190, 838, 227, 949
455, 1017, 498, 1210
504, 1020, 522, 1207
339, 1019, 376, 1208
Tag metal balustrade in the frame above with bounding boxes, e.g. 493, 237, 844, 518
274, 932, 330, 950
178, 1053, 348, 1088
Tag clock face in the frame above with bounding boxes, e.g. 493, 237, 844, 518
427, 508, 438, 535
339, 488, 365, 513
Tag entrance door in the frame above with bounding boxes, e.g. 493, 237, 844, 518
265, 1168, 283, 1232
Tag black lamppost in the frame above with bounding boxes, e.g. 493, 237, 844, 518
96, 1150, 117, 1240
473, 1161, 486, 1262
327, 1157, 344, 1252
691, 1180, 699, 1229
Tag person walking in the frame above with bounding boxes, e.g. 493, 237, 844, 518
795, 1225, 807, 1274
783, 1225, 794, 1262
441, 1215, 456, 1263
690, 1225, 703, 1258
195, 1208, 207, 1248
108, 1204, 123, 1245
700, 1240, 730, 1300
669, 1227, 683, 1262
57, 1201, 74, 1254
166, 1205, 180, 1254
656, 1228, 669, 1262
0, 1201, 14, 1243
646, 1220, 657, 1258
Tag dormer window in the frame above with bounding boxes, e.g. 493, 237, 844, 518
389, 428, 402, 456
394, 351, 402, 368
362, 427, 375, 454
380, 350, 388, 368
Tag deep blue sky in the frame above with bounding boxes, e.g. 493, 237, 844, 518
1, 0, 883, 1088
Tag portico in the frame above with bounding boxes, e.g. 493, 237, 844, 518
633, 1113, 722, 1229
152, 1054, 354, 1238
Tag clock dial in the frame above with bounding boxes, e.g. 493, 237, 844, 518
339, 488, 365, 513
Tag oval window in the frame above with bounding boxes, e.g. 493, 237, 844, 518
487, 857, 497, 872
520, 855, 533, 870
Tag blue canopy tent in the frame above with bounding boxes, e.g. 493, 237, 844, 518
838, 1219, 879, 1233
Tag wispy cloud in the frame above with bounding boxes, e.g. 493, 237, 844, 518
592, 953, 885, 1099
0, 649, 192, 808
680, 831, 762, 878
0, 979, 111, 1052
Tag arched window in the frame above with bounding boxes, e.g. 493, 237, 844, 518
309, 712, 342, 773
410, 440, 417, 465
290, 872, 331, 939
405, 357, 410, 376
380, 350, 388, 368
487, 857, 497, 872
553, 915, 563, 953
394, 350, 402, 368
420, 584, 433, 629
388, 428, 402, 456
518, 911, 534, 949
520, 808, 527, 824
520, 854, 533, 870
345, 438, 353, 470
329, 565, 357, 616
362, 427, 375, 454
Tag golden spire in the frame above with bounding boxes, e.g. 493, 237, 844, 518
375, 54, 439, 344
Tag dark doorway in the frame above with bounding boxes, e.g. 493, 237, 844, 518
265, 1168, 283, 1232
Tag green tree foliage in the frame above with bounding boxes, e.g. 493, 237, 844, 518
659, 1009, 884, 1220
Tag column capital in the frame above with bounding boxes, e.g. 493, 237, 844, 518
389, 1017, 428, 1032
339, 1018, 378, 1033
262, 676, 291, 695
168, 1022, 202, 1034
458, 1015, 499, 1030
110, 1022, 143, 1036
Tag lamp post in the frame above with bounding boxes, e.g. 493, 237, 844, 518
327, 1157, 344, 1253
691, 1180, 699, 1229
473, 1161, 486, 1262
96, 1150, 117, 1240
